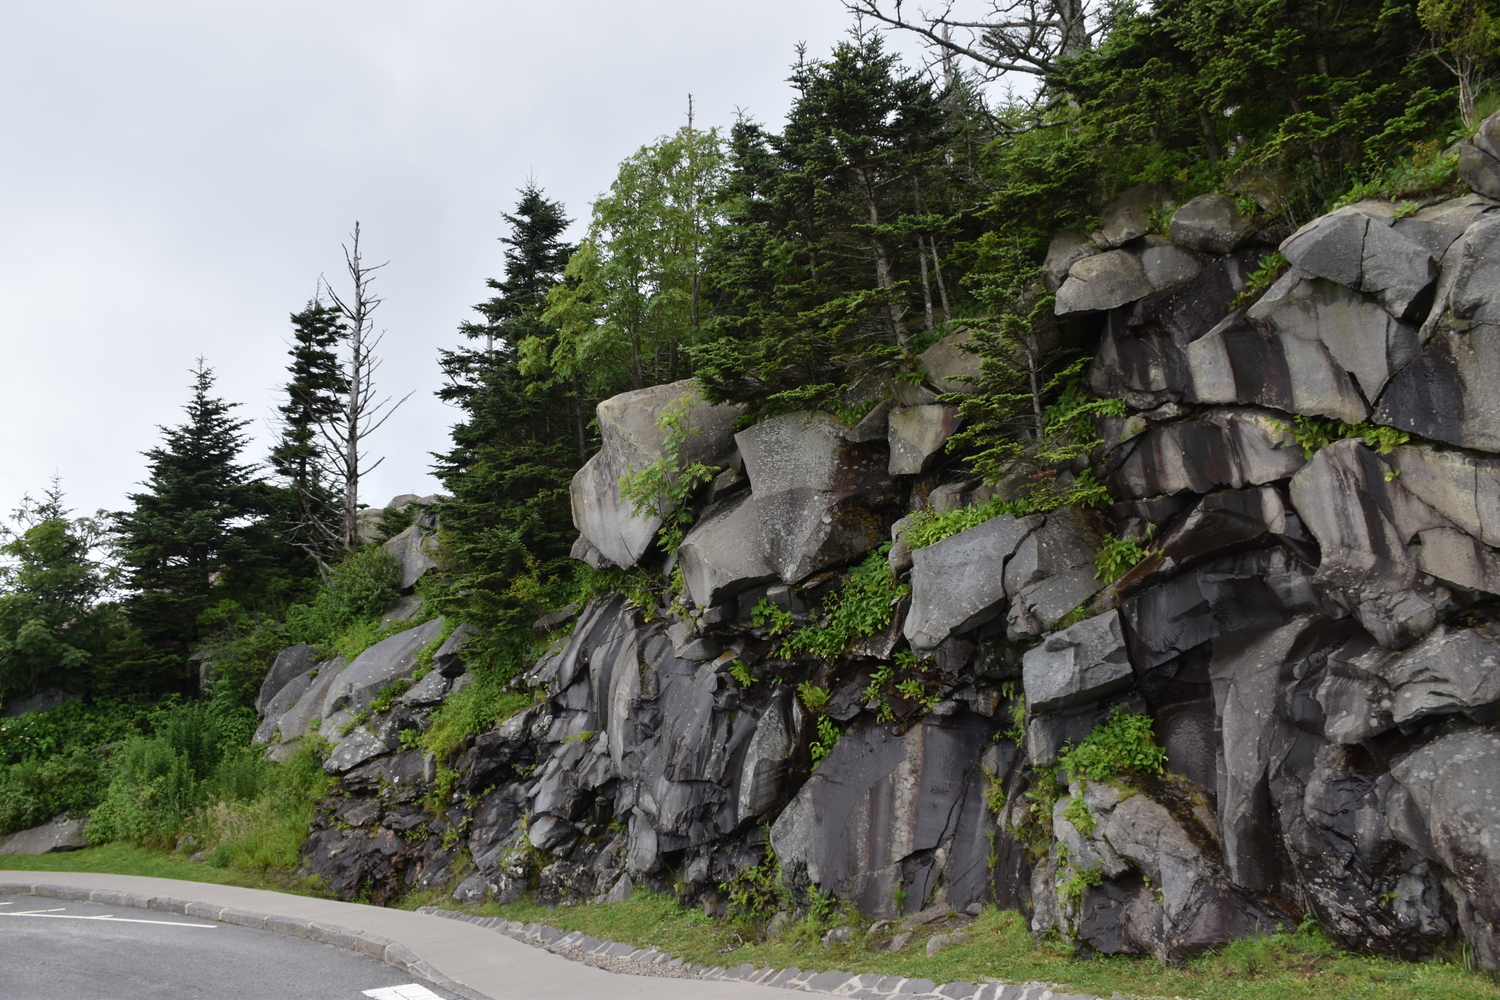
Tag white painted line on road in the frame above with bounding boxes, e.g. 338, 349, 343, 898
0, 911, 216, 928
362, 985, 442, 999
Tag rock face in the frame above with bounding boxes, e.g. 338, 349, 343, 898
288, 189, 1500, 972
917, 330, 983, 392
1458, 110, 1500, 199
571, 381, 744, 570
736, 411, 899, 584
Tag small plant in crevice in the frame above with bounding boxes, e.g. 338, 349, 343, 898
720, 838, 790, 919
1064, 793, 1096, 836
1058, 862, 1105, 906
1229, 252, 1289, 310
728, 659, 755, 687
796, 681, 831, 714
618, 394, 720, 558
751, 598, 795, 636
778, 544, 909, 659
1095, 525, 1155, 584
1270, 414, 1411, 460
810, 715, 843, 768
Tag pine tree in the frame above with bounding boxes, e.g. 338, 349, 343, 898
270, 300, 348, 574
112, 361, 264, 681
432, 185, 581, 671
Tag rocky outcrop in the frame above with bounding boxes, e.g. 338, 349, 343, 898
283, 184, 1500, 972
0, 815, 88, 855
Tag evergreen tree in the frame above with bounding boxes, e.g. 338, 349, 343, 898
432, 185, 581, 671
269, 300, 348, 574
0, 482, 115, 704
112, 362, 264, 684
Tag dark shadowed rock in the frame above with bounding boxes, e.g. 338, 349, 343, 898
1088, 251, 1264, 408
917, 329, 983, 392
1022, 610, 1132, 712
887, 404, 961, 475
1055, 250, 1154, 315
0, 689, 78, 718
904, 513, 1042, 651
1290, 440, 1450, 648
769, 713, 993, 918
736, 411, 898, 584
1106, 408, 1304, 499
1391, 727, 1500, 969
1169, 194, 1255, 255
256, 642, 319, 717
1374, 327, 1500, 453
571, 380, 745, 570
676, 492, 777, 609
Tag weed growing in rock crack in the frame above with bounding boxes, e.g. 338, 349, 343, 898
775, 545, 909, 658
1270, 414, 1411, 460
1058, 863, 1105, 906
369, 677, 413, 715
1064, 794, 1096, 836
1230, 252, 1289, 309
752, 598, 795, 636
721, 839, 790, 919
728, 659, 755, 686
904, 469, 1113, 550
810, 715, 843, 768
1095, 525, 1155, 583
984, 767, 1007, 814
796, 681, 831, 714
1058, 709, 1167, 782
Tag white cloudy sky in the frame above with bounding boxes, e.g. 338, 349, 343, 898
0, 1, 930, 520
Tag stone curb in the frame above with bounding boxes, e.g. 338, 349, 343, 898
0, 881, 488, 1000
415, 906, 1112, 1000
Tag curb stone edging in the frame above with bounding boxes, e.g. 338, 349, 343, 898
414, 906, 1113, 1000
0, 882, 488, 1000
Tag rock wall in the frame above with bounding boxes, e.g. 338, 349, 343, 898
266, 123, 1500, 967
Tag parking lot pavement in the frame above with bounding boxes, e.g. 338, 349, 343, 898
0, 894, 464, 1000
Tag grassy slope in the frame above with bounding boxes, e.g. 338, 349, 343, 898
0, 844, 331, 898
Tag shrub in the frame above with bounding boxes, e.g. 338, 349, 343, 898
1058, 710, 1168, 783
778, 545, 909, 658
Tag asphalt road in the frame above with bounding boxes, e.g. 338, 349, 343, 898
0, 894, 462, 1000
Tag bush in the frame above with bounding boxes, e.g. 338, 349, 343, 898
1058, 710, 1168, 783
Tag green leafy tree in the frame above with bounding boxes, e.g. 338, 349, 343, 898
539, 123, 729, 394
112, 362, 266, 686
0, 483, 115, 704
1419, 0, 1500, 127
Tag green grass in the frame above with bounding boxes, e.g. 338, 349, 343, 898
418, 891, 1500, 1000
0, 842, 331, 898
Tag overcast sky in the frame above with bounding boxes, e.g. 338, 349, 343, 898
0, 1, 930, 521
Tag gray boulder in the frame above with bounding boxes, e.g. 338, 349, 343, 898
1280, 204, 1440, 319
735, 411, 897, 584
323, 729, 389, 775
1390, 727, 1500, 969
382, 522, 439, 591
1141, 243, 1204, 291
1169, 194, 1255, 255
0, 689, 79, 718
1043, 229, 1099, 290
256, 658, 342, 748
736, 689, 796, 821
1099, 182, 1169, 248
1374, 327, 1500, 454
256, 643, 319, 716
321, 617, 446, 726
1055, 250, 1154, 315
676, 492, 777, 609
904, 513, 1042, 651
1290, 440, 1450, 648
1021, 610, 1132, 713
769, 714, 993, 918
1106, 407, 1305, 499
0, 815, 88, 855
917, 329, 983, 392
1457, 109, 1500, 199
1003, 506, 1103, 637
1393, 194, 1495, 262
1393, 444, 1500, 547
887, 404, 961, 475
571, 380, 744, 570
252, 667, 314, 745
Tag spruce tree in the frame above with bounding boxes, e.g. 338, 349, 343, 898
432, 185, 580, 670
270, 300, 348, 574
113, 361, 263, 683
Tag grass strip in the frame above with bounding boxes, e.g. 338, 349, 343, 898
0, 843, 331, 898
